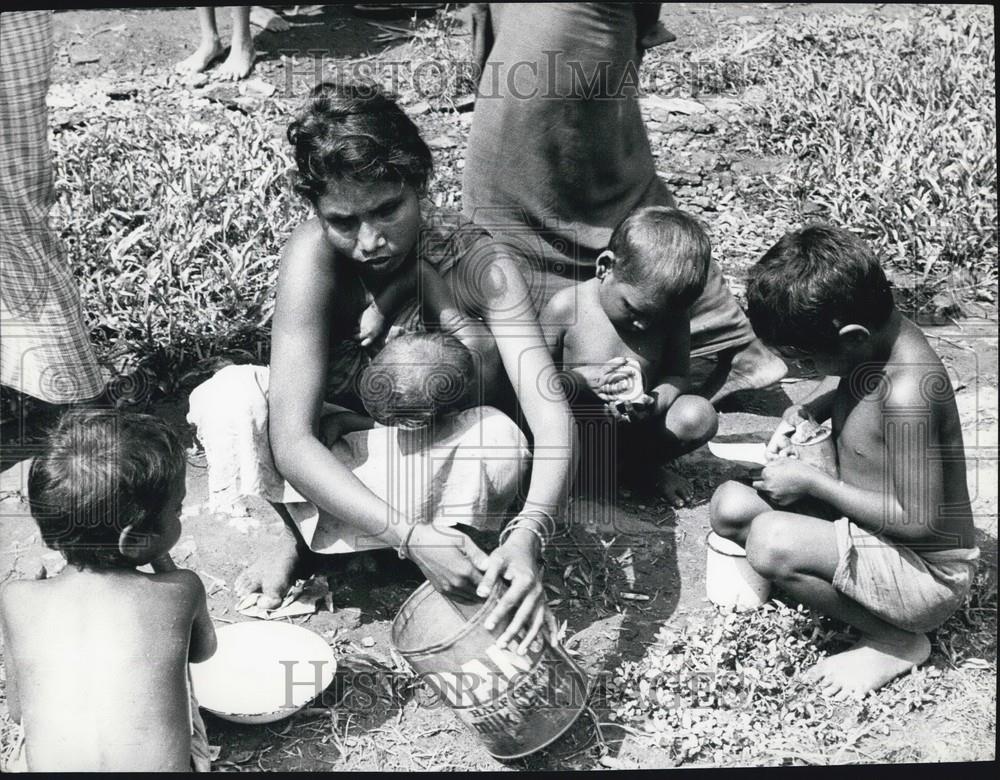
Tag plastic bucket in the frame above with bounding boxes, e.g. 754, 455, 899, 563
390, 581, 590, 760
705, 531, 771, 610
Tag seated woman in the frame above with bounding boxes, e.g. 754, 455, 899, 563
188, 83, 575, 645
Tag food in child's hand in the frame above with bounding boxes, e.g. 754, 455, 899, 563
787, 417, 838, 477
611, 358, 645, 403
790, 416, 828, 445
606, 358, 648, 421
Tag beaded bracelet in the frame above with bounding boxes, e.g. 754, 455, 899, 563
397, 523, 418, 560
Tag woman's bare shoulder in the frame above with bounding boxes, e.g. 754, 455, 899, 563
282, 218, 340, 275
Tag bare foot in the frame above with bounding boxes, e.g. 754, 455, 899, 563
656, 466, 693, 508
640, 21, 677, 48
250, 6, 291, 32
175, 37, 224, 74
805, 633, 931, 698
215, 42, 256, 81
703, 339, 788, 405
235, 532, 303, 609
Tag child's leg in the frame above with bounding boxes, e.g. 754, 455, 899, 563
649, 394, 719, 506
176, 7, 224, 73
710, 479, 771, 543
217, 6, 256, 80
660, 394, 719, 456
745, 510, 931, 696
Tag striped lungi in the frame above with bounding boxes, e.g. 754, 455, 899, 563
0, 11, 104, 402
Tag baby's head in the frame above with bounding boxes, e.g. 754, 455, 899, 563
359, 333, 476, 428
747, 224, 895, 374
596, 207, 710, 332
28, 410, 187, 571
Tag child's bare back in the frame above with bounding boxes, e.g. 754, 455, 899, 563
1, 568, 211, 771
712, 225, 979, 696
0, 410, 216, 771
831, 317, 974, 550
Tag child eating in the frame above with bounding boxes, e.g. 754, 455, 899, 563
0, 411, 217, 771
710, 224, 978, 696
540, 206, 719, 506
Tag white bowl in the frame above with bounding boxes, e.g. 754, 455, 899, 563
190, 621, 337, 724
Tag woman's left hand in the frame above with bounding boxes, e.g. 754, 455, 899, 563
470, 527, 553, 654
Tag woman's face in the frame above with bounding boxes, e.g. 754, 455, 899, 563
315, 178, 421, 277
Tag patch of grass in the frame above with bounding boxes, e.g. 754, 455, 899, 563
51, 102, 306, 398
752, 6, 996, 284
606, 569, 997, 767
647, 5, 997, 308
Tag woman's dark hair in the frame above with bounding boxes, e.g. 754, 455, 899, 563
287, 82, 434, 204
27, 410, 186, 570
358, 333, 476, 427
747, 224, 895, 353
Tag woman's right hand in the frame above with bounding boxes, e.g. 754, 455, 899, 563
766, 404, 810, 460
405, 523, 485, 603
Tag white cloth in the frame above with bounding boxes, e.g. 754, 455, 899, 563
187, 365, 531, 553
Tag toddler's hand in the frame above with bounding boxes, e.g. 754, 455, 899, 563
357, 303, 387, 349
607, 392, 657, 423
596, 357, 644, 402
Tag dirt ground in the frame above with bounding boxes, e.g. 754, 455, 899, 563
0, 3, 996, 771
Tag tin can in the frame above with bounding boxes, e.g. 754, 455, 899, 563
790, 425, 838, 478
390, 582, 589, 760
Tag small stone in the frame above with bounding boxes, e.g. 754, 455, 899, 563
643, 95, 706, 115
70, 46, 102, 65
41, 551, 66, 577
180, 70, 209, 88
334, 607, 363, 631
105, 81, 140, 99
361, 636, 376, 648
241, 78, 276, 98
427, 134, 458, 150
407, 100, 431, 115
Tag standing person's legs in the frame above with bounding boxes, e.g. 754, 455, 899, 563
175, 7, 224, 74
217, 6, 256, 80
0, 11, 104, 404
